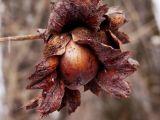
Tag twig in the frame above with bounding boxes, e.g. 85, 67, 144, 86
0, 34, 42, 42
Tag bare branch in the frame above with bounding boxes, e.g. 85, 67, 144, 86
0, 34, 42, 42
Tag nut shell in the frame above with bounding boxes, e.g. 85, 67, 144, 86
60, 40, 99, 89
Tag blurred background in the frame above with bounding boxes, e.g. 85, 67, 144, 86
0, 0, 160, 120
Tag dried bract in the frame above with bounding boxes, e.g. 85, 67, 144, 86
27, 0, 138, 117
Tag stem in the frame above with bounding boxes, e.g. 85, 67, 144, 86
0, 34, 42, 42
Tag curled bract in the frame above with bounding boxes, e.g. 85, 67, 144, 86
26, 0, 138, 117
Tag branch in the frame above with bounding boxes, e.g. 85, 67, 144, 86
0, 34, 42, 42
